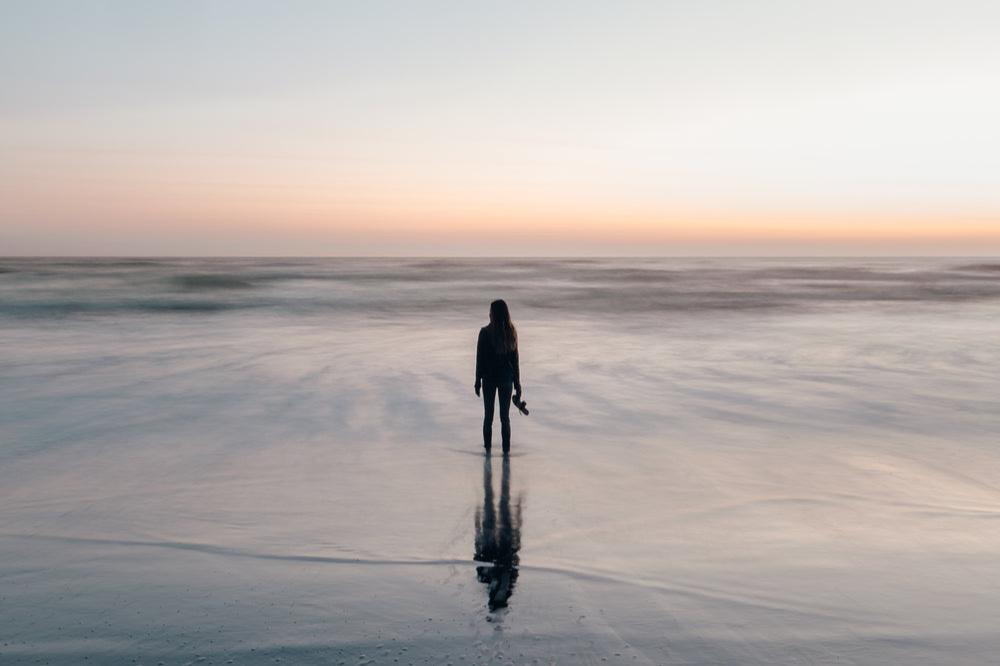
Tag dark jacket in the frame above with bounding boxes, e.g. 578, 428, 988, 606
476, 326, 520, 387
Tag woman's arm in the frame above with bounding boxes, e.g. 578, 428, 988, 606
512, 346, 521, 394
475, 328, 486, 391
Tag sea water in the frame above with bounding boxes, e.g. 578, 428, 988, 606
2, 257, 999, 665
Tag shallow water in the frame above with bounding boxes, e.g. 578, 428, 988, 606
2, 257, 1000, 665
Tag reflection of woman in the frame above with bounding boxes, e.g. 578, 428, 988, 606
474, 299, 522, 453
474, 455, 521, 611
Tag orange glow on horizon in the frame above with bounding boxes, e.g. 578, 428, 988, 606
5, 155, 999, 254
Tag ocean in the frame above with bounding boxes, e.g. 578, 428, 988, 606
2, 257, 1000, 665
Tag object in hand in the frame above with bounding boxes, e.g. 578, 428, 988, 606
512, 395, 529, 416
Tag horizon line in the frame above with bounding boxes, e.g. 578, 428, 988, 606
4, 254, 999, 260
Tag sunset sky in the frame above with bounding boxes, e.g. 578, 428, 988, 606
3, 1, 999, 255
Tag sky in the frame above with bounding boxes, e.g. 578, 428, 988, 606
2, 0, 999, 256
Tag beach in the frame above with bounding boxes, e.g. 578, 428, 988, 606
2, 257, 1000, 665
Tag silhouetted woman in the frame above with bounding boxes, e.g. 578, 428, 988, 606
475, 299, 522, 453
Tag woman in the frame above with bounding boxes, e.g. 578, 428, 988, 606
475, 299, 522, 453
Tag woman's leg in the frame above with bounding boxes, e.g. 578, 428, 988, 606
482, 381, 497, 449
497, 381, 513, 452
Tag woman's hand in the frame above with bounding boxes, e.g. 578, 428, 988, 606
474, 380, 481, 397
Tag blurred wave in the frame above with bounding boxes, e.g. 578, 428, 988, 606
1, 257, 998, 318
956, 262, 1000, 272
172, 274, 257, 290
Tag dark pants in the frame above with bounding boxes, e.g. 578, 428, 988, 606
482, 379, 513, 450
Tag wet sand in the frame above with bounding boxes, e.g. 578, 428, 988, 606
2, 258, 1000, 664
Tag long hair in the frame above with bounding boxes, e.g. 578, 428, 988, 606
488, 299, 518, 352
